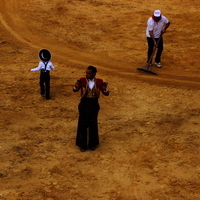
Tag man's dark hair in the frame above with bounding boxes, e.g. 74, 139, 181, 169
87, 66, 97, 74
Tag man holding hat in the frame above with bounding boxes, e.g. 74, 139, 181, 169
29, 49, 55, 100
146, 10, 170, 68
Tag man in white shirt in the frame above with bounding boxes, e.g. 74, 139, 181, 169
146, 10, 170, 68
29, 49, 55, 100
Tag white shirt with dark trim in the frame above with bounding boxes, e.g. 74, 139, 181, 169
30, 61, 55, 71
146, 15, 169, 38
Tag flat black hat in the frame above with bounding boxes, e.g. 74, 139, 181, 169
39, 49, 51, 61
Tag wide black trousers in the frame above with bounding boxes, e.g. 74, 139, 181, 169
40, 71, 50, 99
76, 97, 100, 149
147, 37, 163, 63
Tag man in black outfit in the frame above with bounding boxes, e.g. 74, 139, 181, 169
73, 66, 109, 152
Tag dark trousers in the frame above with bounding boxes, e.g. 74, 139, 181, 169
76, 97, 100, 149
147, 37, 163, 63
40, 71, 50, 99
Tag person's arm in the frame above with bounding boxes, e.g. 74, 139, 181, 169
149, 30, 157, 47
29, 62, 42, 71
73, 79, 81, 92
162, 21, 170, 34
49, 62, 55, 70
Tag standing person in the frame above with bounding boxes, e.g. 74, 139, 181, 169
146, 10, 170, 68
73, 66, 109, 152
29, 49, 55, 100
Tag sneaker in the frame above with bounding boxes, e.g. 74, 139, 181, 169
155, 62, 162, 68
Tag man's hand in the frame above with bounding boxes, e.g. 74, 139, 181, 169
161, 28, 166, 34
73, 80, 81, 90
102, 82, 108, 90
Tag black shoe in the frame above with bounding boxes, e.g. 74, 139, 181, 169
80, 147, 87, 152
89, 146, 96, 151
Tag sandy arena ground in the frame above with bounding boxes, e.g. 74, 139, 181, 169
0, 0, 200, 199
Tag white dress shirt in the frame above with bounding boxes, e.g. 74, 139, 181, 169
30, 61, 55, 71
88, 78, 95, 89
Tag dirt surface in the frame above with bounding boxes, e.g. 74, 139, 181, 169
0, 0, 200, 199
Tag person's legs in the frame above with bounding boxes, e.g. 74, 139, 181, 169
147, 37, 154, 63
76, 116, 88, 151
155, 37, 163, 63
40, 75, 45, 96
76, 99, 90, 151
88, 101, 100, 150
45, 75, 50, 99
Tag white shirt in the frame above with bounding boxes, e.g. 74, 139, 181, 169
30, 61, 55, 71
88, 78, 95, 89
146, 15, 169, 38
